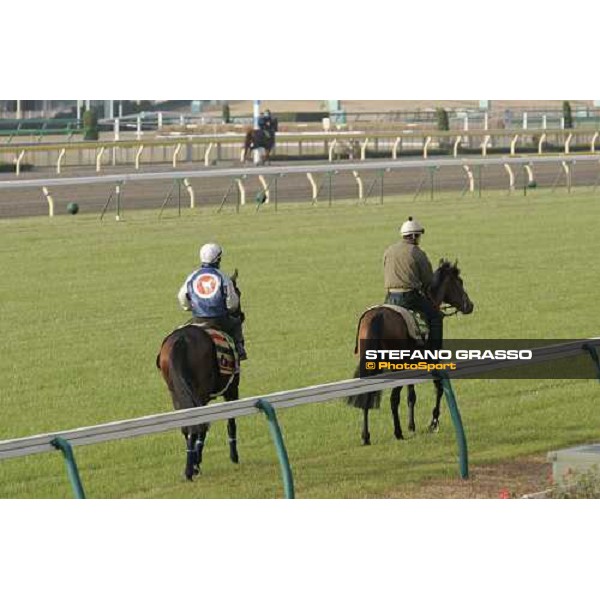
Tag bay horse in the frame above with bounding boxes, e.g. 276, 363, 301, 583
242, 127, 275, 165
156, 271, 244, 480
348, 260, 474, 445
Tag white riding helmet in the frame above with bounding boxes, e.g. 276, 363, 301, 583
400, 216, 425, 237
199, 243, 223, 266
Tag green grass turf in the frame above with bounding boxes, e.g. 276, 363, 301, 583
1, 188, 599, 498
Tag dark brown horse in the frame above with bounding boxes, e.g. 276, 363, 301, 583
242, 127, 275, 165
156, 273, 243, 480
348, 260, 474, 445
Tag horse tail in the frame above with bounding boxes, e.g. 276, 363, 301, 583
168, 334, 199, 412
347, 311, 384, 410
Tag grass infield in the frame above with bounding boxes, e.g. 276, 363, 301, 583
1, 189, 599, 498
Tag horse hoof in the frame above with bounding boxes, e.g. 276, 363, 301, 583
394, 432, 404, 440
362, 439, 371, 446
230, 454, 239, 464
428, 422, 440, 433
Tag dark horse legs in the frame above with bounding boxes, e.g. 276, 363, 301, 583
388, 382, 441, 443
390, 387, 403, 439
390, 385, 416, 440
184, 424, 209, 481
224, 377, 240, 464
428, 378, 443, 433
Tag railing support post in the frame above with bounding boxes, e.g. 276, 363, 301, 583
51, 437, 86, 499
438, 374, 469, 479
256, 399, 295, 499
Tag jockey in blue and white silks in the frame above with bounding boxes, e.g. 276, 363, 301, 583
177, 243, 247, 359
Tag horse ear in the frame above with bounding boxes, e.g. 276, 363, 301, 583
231, 268, 238, 282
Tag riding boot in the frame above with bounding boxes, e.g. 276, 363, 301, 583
428, 315, 443, 351
230, 319, 248, 360
236, 341, 248, 361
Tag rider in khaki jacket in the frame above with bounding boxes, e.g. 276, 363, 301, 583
383, 217, 443, 349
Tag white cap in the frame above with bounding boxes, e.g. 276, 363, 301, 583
199, 243, 223, 265
400, 216, 425, 237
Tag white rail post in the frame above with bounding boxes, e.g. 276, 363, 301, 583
15, 150, 25, 176
592, 132, 599, 153
524, 165, 534, 185
42, 186, 54, 217
258, 175, 270, 203
113, 118, 120, 167
136, 116, 142, 140
328, 139, 337, 162
481, 135, 491, 156
158, 112, 163, 129
236, 178, 246, 206
453, 136, 462, 158
172, 143, 182, 168
510, 134, 519, 156
464, 116, 469, 131
392, 137, 402, 159
306, 173, 318, 202
538, 133, 547, 155
96, 147, 106, 172
463, 165, 474, 194
423, 136, 432, 159
135, 145, 144, 170
542, 114, 547, 129
484, 112, 489, 130
504, 163, 515, 192
352, 170, 364, 200
565, 133, 573, 154
204, 143, 214, 166
562, 161, 570, 189
360, 138, 369, 161
523, 112, 528, 129
183, 178, 195, 208
56, 148, 66, 174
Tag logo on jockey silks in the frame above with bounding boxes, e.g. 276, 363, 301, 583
194, 273, 220, 298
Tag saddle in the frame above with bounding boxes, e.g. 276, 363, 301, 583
354, 304, 429, 354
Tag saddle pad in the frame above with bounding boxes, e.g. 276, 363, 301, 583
202, 327, 239, 377
358, 304, 428, 344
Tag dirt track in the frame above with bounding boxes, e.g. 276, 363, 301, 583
1, 157, 599, 219
388, 453, 552, 499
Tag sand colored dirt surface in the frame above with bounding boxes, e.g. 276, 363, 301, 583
388, 454, 553, 499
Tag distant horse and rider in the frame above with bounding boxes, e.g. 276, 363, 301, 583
242, 108, 277, 165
